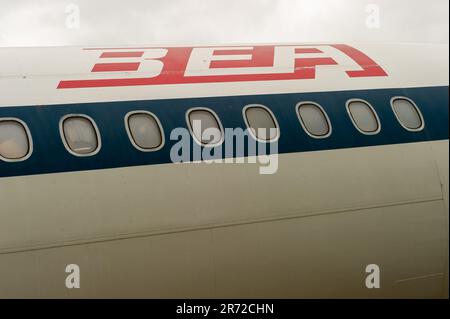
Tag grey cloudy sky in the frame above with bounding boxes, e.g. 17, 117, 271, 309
0, 0, 448, 47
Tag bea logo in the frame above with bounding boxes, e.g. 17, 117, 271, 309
58, 44, 387, 89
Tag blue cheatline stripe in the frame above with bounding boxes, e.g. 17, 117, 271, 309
0, 86, 448, 178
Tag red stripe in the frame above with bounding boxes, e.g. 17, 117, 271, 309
92, 63, 140, 72
100, 51, 144, 58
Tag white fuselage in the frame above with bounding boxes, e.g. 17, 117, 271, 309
0, 43, 448, 298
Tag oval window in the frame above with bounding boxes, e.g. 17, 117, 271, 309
347, 100, 380, 134
126, 112, 164, 151
297, 102, 331, 138
391, 97, 424, 131
244, 105, 279, 141
61, 115, 100, 156
187, 109, 223, 146
0, 119, 32, 161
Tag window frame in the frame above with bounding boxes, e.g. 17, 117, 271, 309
59, 114, 102, 157
242, 104, 280, 143
390, 96, 425, 132
345, 98, 381, 135
0, 117, 33, 162
124, 110, 165, 152
186, 107, 224, 147
295, 101, 332, 139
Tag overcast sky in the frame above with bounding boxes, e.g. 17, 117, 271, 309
0, 0, 448, 47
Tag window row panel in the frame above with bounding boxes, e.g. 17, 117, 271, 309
0, 97, 425, 161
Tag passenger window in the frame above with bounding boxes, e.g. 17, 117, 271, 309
347, 100, 380, 134
61, 115, 100, 156
391, 97, 424, 131
244, 105, 279, 141
0, 119, 32, 161
297, 102, 331, 138
187, 109, 223, 146
126, 112, 164, 151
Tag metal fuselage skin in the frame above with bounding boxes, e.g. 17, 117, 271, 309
0, 43, 448, 298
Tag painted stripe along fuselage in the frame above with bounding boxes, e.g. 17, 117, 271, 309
0, 85, 448, 178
